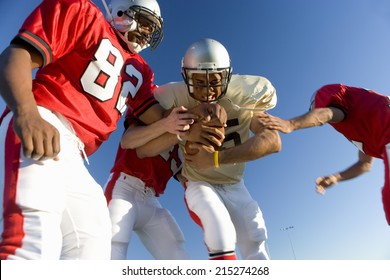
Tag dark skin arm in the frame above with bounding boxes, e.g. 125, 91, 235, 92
0, 44, 61, 160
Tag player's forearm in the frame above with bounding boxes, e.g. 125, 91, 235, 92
333, 156, 373, 183
0, 46, 39, 117
121, 118, 177, 149
136, 132, 178, 158
289, 108, 334, 131
219, 129, 281, 164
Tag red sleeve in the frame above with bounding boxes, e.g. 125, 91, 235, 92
11, 0, 98, 66
313, 84, 349, 111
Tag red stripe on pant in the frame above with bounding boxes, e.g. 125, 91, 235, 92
104, 171, 121, 205
0, 116, 24, 260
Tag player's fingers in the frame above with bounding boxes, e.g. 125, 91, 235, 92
258, 120, 274, 129
173, 119, 194, 133
175, 119, 194, 131
315, 176, 336, 189
201, 133, 221, 147
51, 132, 61, 159
41, 131, 61, 160
178, 124, 191, 132
31, 131, 61, 161
30, 136, 45, 160
203, 115, 211, 122
173, 106, 188, 113
323, 177, 336, 187
178, 112, 197, 121
262, 122, 275, 130
201, 126, 225, 139
316, 186, 326, 195
22, 141, 34, 159
315, 176, 325, 184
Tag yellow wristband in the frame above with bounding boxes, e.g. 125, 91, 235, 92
214, 151, 220, 168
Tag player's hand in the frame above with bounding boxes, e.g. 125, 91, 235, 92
13, 111, 60, 161
180, 103, 226, 147
184, 143, 215, 170
315, 175, 338, 195
165, 106, 197, 135
182, 121, 224, 147
256, 112, 293, 134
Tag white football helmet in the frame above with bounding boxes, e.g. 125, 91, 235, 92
181, 38, 232, 101
103, 0, 163, 52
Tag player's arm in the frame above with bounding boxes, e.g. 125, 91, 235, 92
257, 107, 345, 133
315, 150, 373, 194
134, 103, 225, 158
121, 105, 195, 149
135, 122, 225, 159
184, 113, 282, 169
219, 113, 281, 162
135, 132, 178, 158
0, 44, 60, 160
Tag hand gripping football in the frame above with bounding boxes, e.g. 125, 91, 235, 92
184, 103, 227, 155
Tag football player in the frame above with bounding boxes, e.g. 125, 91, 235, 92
103, 1, 229, 260
104, 109, 190, 259
0, 0, 194, 260
126, 38, 281, 260
258, 84, 390, 226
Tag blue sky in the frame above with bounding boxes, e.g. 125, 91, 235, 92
1, 0, 389, 260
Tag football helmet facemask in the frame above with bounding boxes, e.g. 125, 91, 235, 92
181, 38, 232, 102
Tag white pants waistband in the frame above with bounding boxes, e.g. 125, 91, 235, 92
117, 172, 156, 196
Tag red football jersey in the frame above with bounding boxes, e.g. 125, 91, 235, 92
10, 0, 157, 155
313, 84, 390, 159
109, 113, 183, 196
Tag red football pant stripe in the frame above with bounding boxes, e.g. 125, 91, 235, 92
0, 115, 24, 260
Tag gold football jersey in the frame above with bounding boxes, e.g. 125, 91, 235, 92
153, 75, 277, 184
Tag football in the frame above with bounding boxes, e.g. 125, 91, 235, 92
184, 122, 225, 155
184, 103, 226, 155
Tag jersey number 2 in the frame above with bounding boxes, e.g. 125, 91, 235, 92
80, 39, 142, 114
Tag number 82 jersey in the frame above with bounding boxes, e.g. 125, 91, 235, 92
12, 0, 157, 155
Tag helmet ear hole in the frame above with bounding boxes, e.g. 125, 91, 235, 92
117, 10, 124, 17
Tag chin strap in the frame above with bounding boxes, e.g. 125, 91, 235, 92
113, 29, 145, 53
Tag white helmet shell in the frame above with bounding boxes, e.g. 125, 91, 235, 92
105, 0, 163, 51
182, 38, 231, 70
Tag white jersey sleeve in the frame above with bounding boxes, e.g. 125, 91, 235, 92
225, 75, 277, 112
